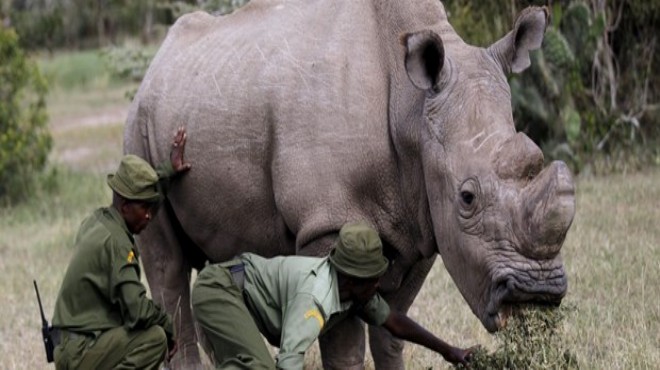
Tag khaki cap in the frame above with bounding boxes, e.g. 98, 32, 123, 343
329, 222, 389, 279
107, 155, 160, 202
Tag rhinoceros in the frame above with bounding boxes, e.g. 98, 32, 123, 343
123, 0, 576, 368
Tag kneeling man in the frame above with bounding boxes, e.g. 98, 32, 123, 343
51, 127, 191, 369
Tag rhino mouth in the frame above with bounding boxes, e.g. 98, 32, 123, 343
484, 264, 567, 332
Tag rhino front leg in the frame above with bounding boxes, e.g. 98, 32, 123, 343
319, 315, 366, 370
139, 203, 200, 369
369, 256, 436, 370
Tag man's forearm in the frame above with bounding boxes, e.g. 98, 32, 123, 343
383, 311, 455, 358
154, 161, 176, 197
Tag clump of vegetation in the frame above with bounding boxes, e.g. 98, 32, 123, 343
101, 46, 154, 83
0, 26, 51, 203
456, 304, 578, 370
101, 46, 156, 100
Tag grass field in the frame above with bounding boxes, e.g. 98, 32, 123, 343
1, 50, 658, 369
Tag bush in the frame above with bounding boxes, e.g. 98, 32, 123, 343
101, 45, 156, 100
0, 26, 52, 203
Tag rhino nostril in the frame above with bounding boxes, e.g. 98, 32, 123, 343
461, 191, 474, 205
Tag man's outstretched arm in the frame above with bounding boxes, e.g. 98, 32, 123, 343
382, 310, 477, 366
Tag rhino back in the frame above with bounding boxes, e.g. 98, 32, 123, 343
124, 0, 451, 261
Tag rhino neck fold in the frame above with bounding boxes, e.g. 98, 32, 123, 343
371, 1, 467, 263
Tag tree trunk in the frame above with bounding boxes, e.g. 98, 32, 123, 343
142, 0, 154, 44
97, 0, 106, 47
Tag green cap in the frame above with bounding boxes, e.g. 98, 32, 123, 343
329, 222, 389, 279
107, 154, 160, 202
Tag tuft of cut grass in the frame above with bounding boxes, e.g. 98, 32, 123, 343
456, 304, 578, 369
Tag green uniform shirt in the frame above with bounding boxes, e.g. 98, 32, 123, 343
240, 253, 391, 369
52, 162, 175, 339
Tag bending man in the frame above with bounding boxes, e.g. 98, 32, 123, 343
192, 221, 476, 369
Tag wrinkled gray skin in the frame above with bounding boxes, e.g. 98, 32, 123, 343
124, 1, 576, 368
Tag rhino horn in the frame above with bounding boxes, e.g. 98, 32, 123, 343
520, 161, 576, 259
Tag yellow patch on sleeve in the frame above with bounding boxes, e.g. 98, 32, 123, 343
304, 309, 324, 329
127, 251, 135, 263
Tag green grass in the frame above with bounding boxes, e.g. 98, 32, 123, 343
36, 46, 141, 140
37, 49, 112, 91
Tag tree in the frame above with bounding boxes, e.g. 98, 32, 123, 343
445, 0, 659, 172
0, 26, 51, 202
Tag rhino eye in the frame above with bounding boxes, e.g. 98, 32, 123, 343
458, 178, 481, 213
461, 191, 475, 205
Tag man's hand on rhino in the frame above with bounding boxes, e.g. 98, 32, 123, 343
170, 126, 192, 174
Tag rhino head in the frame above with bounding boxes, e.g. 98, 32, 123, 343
403, 7, 575, 332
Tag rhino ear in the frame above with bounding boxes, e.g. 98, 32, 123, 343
488, 6, 549, 74
403, 30, 445, 91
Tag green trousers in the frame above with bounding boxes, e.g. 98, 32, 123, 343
53, 325, 167, 370
192, 264, 276, 370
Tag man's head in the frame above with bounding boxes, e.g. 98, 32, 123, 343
107, 155, 161, 234
330, 222, 389, 304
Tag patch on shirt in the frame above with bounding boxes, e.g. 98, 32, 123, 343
304, 309, 324, 329
127, 251, 135, 263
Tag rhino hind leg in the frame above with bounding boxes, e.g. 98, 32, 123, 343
138, 200, 202, 369
319, 315, 366, 370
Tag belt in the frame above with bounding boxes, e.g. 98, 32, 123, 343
229, 263, 245, 289
218, 259, 246, 289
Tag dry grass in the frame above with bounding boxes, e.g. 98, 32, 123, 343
51, 123, 125, 174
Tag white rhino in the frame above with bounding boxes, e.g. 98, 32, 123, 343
124, 1, 576, 368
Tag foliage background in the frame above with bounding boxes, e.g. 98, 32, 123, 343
443, 0, 659, 173
0, 27, 50, 202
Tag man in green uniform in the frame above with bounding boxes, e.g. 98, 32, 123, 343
51, 127, 192, 370
192, 222, 476, 369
